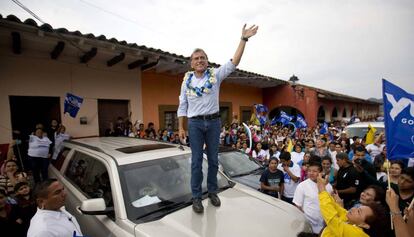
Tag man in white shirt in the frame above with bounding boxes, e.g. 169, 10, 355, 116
328, 141, 339, 170
293, 161, 333, 234
278, 152, 301, 204
28, 179, 83, 237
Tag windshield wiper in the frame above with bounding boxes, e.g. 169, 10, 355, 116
135, 200, 192, 220
232, 167, 262, 178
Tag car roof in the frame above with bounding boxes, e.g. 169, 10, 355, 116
345, 121, 384, 128
64, 137, 191, 165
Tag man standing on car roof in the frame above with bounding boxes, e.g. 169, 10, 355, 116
177, 24, 258, 213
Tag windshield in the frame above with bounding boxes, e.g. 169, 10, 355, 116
119, 153, 229, 223
218, 151, 262, 177
344, 126, 384, 138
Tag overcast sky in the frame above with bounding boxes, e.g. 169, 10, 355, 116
1, 0, 413, 99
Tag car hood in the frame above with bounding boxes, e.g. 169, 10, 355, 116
135, 186, 309, 237
231, 174, 261, 191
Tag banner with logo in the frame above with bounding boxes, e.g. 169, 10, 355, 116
64, 93, 84, 118
382, 79, 414, 160
254, 104, 268, 125
319, 122, 328, 134
295, 114, 308, 129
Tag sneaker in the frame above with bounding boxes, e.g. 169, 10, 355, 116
192, 198, 204, 213
208, 193, 221, 207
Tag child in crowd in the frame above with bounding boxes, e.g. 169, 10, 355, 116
14, 181, 36, 236
260, 158, 284, 198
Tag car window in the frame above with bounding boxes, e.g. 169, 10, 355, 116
52, 147, 71, 171
218, 151, 262, 177
65, 151, 114, 216
119, 153, 229, 222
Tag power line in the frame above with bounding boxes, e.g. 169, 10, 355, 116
11, 0, 86, 53
78, 0, 170, 39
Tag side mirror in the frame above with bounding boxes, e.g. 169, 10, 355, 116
79, 198, 114, 215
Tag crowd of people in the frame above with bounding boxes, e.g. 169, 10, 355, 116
215, 120, 413, 237
1, 115, 413, 236
0, 120, 70, 236
105, 115, 414, 236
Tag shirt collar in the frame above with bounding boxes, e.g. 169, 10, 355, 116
37, 207, 66, 219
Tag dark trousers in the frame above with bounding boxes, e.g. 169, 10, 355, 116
29, 156, 49, 183
281, 195, 294, 204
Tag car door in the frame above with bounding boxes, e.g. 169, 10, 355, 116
60, 150, 118, 237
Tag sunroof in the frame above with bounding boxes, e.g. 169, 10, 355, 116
116, 144, 175, 154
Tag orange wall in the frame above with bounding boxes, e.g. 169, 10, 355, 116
220, 82, 263, 117
141, 71, 262, 130
141, 71, 182, 130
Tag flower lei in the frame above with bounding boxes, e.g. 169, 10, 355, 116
184, 68, 216, 97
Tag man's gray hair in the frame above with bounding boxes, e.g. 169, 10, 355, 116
190, 48, 208, 60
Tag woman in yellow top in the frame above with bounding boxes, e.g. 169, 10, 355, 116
316, 173, 389, 237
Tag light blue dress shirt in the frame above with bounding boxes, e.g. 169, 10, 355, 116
177, 60, 236, 118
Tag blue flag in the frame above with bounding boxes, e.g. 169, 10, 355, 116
254, 104, 268, 125
254, 104, 268, 114
278, 111, 293, 126
319, 122, 328, 134
295, 114, 308, 129
64, 93, 83, 118
383, 79, 414, 160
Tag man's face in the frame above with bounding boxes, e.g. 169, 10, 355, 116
268, 159, 278, 171
191, 51, 208, 73
335, 144, 342, 153
281, 159, 290, 167
329, 143, 335, 151
42, 181, 66, 211
354, 151, 365, 163
336, 158, 345, 168
307, 165, 320, 182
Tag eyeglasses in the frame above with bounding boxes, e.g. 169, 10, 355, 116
192, 56, 207, 61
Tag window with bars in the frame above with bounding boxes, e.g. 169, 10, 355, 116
164, 111, 178, 130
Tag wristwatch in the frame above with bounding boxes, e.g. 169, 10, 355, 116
241, 37, 248, 42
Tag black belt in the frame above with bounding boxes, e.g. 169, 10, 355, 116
190, 112, 221, 120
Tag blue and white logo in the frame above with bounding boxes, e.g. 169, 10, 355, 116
382, 79, 414, 160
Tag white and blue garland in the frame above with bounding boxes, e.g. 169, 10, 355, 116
184, 68, 216, 97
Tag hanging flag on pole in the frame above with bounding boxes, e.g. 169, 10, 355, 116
382, 79, 414, 160
64, 93, 83, 118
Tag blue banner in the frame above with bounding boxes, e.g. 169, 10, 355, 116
254, 104, 268, 114
319, 122, 328, 134
383, 79, 414, 160
255, 104, 268, 125
295, 114, 308, 129
277, 111, 293, 126
64, 93, 83, 118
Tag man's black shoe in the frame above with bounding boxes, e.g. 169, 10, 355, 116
192, 199, 204, 213
208, 193, 221, 207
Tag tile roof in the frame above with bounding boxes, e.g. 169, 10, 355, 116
0, 14, 379, 104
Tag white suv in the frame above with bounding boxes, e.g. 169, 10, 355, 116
49, 137, 311, 237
